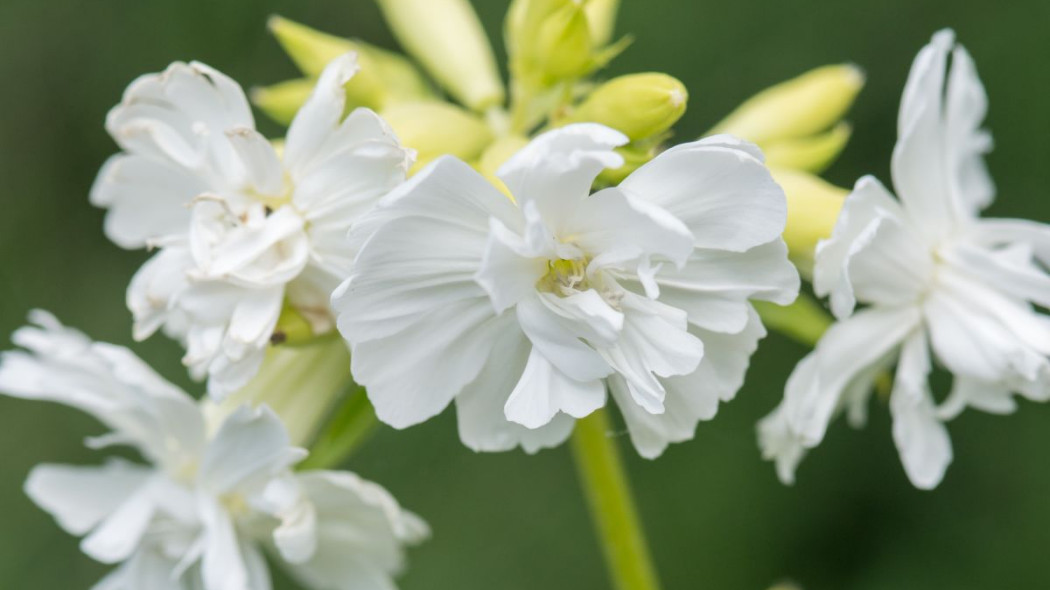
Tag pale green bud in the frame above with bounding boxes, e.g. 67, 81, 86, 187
251, 78, 315, 126
203, 334, 351, 447
375, 0, 505, 111
584, 0, 620, 47
563, 73, 687, 141
763, 122, 852, 173
772, 167, 847, 276
507, 0, 594, 84
380, 100, 494, 173
267, 15, 432, 113
711, 64, 864, 146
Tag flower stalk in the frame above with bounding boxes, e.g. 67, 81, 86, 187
571, 408, 661, 590
300, 385, 381, 470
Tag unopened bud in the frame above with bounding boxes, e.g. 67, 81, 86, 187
771, 168, 848, 276
763, 122, 852, 173
381, 100, 494, 173
564, 73, 687, 141
376, 0, 505, 111
711, 64, 864, 146
584, 0, 620, 48
252, 78, 315, 126
268, 15, 432, 112
507, 0, 593, 84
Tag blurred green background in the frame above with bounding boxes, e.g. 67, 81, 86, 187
2, 1, 1050, 588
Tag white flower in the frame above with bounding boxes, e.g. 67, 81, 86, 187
759, 29, 1050, 489
91, 53, 412, 398
0, 311, 428, 590
333, 123, 798, 457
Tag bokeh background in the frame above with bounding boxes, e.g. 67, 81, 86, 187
2, 0, 1049, 588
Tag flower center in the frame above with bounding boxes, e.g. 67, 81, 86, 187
538, 257, 589, 296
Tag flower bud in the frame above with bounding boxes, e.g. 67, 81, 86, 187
763, 122, 852, 173
381, 100, 494, 173
203, 334, 352, 446
563, 73, 687, 141
771, 167, 847, 276
251, 78, 315, 126
267, 15, 432, 113
375, 0, 505, 111
507, 0, 594, 84
584, 0, 620, 48
710, 64, 864, 146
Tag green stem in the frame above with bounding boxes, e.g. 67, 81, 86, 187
570, 409, 661, 590
753, 293, 832, 347
299, 386, 380, 470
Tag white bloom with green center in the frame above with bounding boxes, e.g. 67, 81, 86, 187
91, 53, 412, 398
0, 311, 427, 590
333, 123, 799, 457
759, 30, 1050, 489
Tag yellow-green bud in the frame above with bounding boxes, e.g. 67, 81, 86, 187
763, 122, 852, 173
203, 334, 351, 446
267, 16, 432, 112
584, 0, 620, 47
711, 64, 864, 146
268, 15, 354, 77
251, 78, 315, 126
597, 143, 655, 185
507, 0, 594, 84
375, 0, 505, 111
771, 167, 847, 276
564, 73, 687, 141
381, 100, 494, 173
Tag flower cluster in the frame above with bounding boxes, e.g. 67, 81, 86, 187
4, 0, 1050, 588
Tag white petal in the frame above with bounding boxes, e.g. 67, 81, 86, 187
763, 306, 920, 478
504, 347, 606, 428
90, 154, 204, 249
280, 471, 427, 590
455, 330, 575, 453
475, 216, 550, 314
352, 298, 510, 429
891, 29, 982, 235
337, 156, 515, 344
619, 137, 786, 252
80, 479, 159, 564
283, 53, 361, 171
498, 123, 627, 225
106, 61, 253, 180
566, 186, 694, 270
924, 270, 1050, 383
599, 293, 704, 414
515, 292, 617, 383
225, 127, 284, 196
654, 240, 799, 332
944, 43, 994, 214
890, 330, 953, 489
199, 405, 305, 495
813, 175, 930, 319
25, 460, 151, 537
198, 495, 252, 590
617, 306, 765, 458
